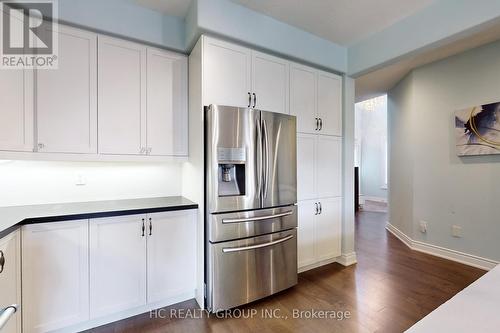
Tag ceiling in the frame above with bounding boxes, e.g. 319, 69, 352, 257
230, 0, 436, 46
355, 19, 500, 102
134, 0, 192, 17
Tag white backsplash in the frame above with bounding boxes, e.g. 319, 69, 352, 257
0, 160, 183, 207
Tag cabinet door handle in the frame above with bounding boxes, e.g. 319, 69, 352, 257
319, 118, 323, 131
149, 218, 152, 236
315, 118, 319, 131
141, 219, 145, 237
252, 93, 256, 108
248, 92, 251, 107
314, 203, 318, 215
0, 250, 4, 274
318, 202, 322, 214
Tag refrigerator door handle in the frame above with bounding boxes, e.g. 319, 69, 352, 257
256, 118, 263, 201
222, 210, 294, 224
222, 234, 294, 253
262, 119, 270, 199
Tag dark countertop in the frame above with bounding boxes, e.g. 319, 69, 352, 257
0, 196, 198, 238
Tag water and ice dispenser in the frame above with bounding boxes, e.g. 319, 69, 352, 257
217, 147, 246, 197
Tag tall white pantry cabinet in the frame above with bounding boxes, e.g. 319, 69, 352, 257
187, 35, 343, 280
291, 63, 343, 271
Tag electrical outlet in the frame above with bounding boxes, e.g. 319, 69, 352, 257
452, 225, 462, 238
419, 221, 428, 233
75, 174, 87, 186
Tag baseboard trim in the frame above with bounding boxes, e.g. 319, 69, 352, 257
298, 257, 338, 273
386, 222, 498, 271
298, 252, 357, 273
337, 252, 358, 266
361, 196, 388, 204
53, 291, 195, 333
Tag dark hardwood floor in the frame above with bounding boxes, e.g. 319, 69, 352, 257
88, 211, 486, 333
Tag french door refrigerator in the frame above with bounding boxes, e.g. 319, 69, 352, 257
205, 104, 298, 311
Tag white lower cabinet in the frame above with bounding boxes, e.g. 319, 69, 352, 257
89, 215, 147, 318
0, 230, 22, 333
22, 221, 89, 333
297, 197, 342, 271
297, 200, 316, 268
315, 197, 342, 261
19, 209, 197, 332
146, 211, 196, 303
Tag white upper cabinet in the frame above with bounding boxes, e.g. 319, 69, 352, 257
146, 211, 196, 303
203, 37, 251, 108
147, 48, 188, 156
316, 135, 342, 198
290, 64, 317, 133
36, 26, 97, 154
315, 197, 342, 261
98, 36, 147, 155
22, 221, 89, 333
90, 215, 147, 318
0, 69, 34, 152
0, 231, 21, 333
317, 70, 342, 136
290, 63, 343, 136
252, 51, 289, 114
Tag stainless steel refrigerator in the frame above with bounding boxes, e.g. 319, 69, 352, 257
205, 104, 298, 311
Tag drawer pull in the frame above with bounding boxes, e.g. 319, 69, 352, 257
0, 304, 18, 331
222, 210, 293, 224
222, 234, 294, 253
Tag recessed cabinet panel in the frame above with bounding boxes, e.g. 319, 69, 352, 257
90, 215, 147, 318
297, 200, 316, 268
37, 26, 97, 153
22, 221, 89, 333
203, 37, 251, 108
317, 71, 342, 136
315, 197, 342, 261
316, 136, 342, 198
98, 37, 146, 155
0, 69, 34, 152
147, 49, 188, 156
290, 64, 316, 134
147, 211, 196, 303
297, 133, 316, 201
252, 51, 289, 114
0, 231, 21, 333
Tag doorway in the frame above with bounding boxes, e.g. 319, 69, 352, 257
354, 95, 388, 213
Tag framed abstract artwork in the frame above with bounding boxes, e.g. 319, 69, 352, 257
455, 102, 500, 156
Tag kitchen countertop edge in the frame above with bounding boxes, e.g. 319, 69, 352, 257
0, 196, 198, 239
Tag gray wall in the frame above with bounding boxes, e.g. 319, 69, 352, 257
388, 39, 500, 261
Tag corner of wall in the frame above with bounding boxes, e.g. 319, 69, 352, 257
387, 70, 416, 239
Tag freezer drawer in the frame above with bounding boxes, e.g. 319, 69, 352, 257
208, 205, 297, 243
207, 229, 297, 311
